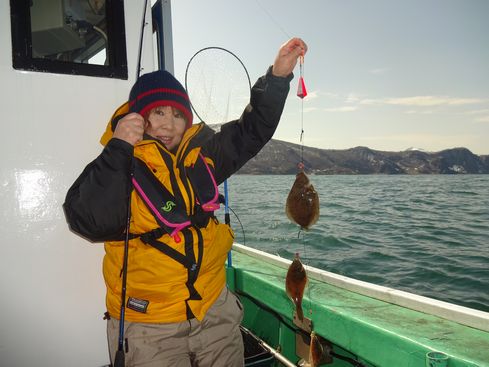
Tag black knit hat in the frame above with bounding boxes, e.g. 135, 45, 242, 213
129, 70, 193, 128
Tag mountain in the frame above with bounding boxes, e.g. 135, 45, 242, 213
236, 139, 489, 175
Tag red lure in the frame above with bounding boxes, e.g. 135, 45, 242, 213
297, 56, 307, 99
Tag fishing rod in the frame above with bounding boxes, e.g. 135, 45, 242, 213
135, 0, 149, 80
114, 1, 149, 366
223, 85, 231, 267
113, 184, 132, 367
240, 326, 297, 367
224, 180, 232, 267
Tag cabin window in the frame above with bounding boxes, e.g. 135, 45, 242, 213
10, 0, 128, 79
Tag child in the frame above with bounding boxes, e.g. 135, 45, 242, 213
64, 37, 307, 367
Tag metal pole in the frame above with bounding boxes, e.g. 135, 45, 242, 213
260, 339, 297, 367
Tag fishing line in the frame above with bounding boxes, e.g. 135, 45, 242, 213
253, 0, 292, 39
229, 205, 246, 247
298, 56, 306, 167
299, 229, 314, 319
296, 55, 313, 318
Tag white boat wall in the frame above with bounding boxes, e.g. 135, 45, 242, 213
0, 1, 170, 366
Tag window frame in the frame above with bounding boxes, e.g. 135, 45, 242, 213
10, 0, 128, 79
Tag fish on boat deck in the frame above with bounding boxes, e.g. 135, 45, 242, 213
286, 170, 319, 230
285, 252, 308, 321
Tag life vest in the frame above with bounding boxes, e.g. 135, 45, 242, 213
131, 143, 221, 319
101, 102, 221, 242
101, 103, 233, 323
132, 150, 220, 243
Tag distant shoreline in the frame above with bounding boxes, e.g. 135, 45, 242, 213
237, 139, 489, 175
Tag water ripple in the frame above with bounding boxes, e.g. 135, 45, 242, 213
221, 175, 489, 312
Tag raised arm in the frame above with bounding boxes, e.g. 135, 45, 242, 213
204, 38, 308, 183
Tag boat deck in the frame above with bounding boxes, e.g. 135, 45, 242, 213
228, 246, 489, 367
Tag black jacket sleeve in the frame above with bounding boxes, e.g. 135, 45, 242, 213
203, 67, 293, 184
63, 138, 133, 242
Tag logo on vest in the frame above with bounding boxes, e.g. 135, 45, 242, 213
161, 200, 176, 212
127, 297, 149, 313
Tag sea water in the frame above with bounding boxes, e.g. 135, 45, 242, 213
219, 174, 489, 313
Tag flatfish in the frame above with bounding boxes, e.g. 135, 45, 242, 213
285, 253, 308, 321
308, 331, 332, 366
309, 331, 323, 367
286, 171, 319, 229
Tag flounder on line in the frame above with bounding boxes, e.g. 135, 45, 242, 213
308, 331, 332, 367
286, 170, 319, 229
309, 331, 323, 367
285, 252, 308, 321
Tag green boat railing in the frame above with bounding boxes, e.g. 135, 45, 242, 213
227, 244, 489, 367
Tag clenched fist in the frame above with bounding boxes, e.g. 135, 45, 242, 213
112, 112, 145, 146
272, 38, 308, 78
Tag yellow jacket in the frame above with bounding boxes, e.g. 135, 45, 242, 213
64, 69, 291, 323
101, 106, 234, 322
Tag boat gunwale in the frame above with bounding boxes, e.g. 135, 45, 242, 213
232, 243, 489, 333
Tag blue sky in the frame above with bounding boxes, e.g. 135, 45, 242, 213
171, 0, 489, 154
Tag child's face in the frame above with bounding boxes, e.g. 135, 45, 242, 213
145, 106, 187, 151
